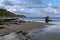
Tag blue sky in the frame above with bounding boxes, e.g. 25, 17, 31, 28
43, 0, 60, 6
0, 0, 60, 17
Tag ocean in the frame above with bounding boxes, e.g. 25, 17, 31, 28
23, 17, 60, 21
22, 17, 60, 24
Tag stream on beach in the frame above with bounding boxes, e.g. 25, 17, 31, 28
0, 17, 60, 40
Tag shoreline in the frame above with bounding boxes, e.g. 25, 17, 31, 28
0, 21, 55, 36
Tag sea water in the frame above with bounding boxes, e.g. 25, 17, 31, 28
0, 17, 60, 40
22, 17, 60, 24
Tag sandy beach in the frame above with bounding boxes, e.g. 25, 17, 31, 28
0, 21, 54, 36
0, 21, 56, 40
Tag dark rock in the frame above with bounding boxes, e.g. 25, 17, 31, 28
16, 31, 23, 34
16, 31, 28, 36
21, 32, 28, 36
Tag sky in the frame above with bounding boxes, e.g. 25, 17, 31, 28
43, 0, 60, 6
0, 0, 60, 17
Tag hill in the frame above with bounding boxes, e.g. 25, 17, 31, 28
0, 9, 26, 17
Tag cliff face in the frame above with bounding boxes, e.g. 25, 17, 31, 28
0, 9, 16, 17
0, 9, 26, 17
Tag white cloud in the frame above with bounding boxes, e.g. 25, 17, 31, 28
0, 0, 60, 17
48, 3, 52, 6
20, 8, 24, 11
0, 3, 5, 8
0, 0, 4, 2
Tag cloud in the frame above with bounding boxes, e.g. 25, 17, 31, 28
0, 3, 5, 8
0, 0, 60, 17
48, 3, 52, 6
28, 0, 43, 4
0, 0, 14, 6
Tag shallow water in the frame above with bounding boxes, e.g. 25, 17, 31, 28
26, 25, 60, 40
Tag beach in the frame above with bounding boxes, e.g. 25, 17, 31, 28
0, 19, 60, 40
0, 17, 58, 40
0, 21, 55, 40
0, 0, 60, 40
0, 21, 50, 35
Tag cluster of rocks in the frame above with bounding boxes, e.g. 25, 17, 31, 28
0, 30, 35, 40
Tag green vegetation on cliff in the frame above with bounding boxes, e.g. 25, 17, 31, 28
0, 9, 26, 17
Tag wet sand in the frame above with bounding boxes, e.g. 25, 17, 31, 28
0, 21, 54, 36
